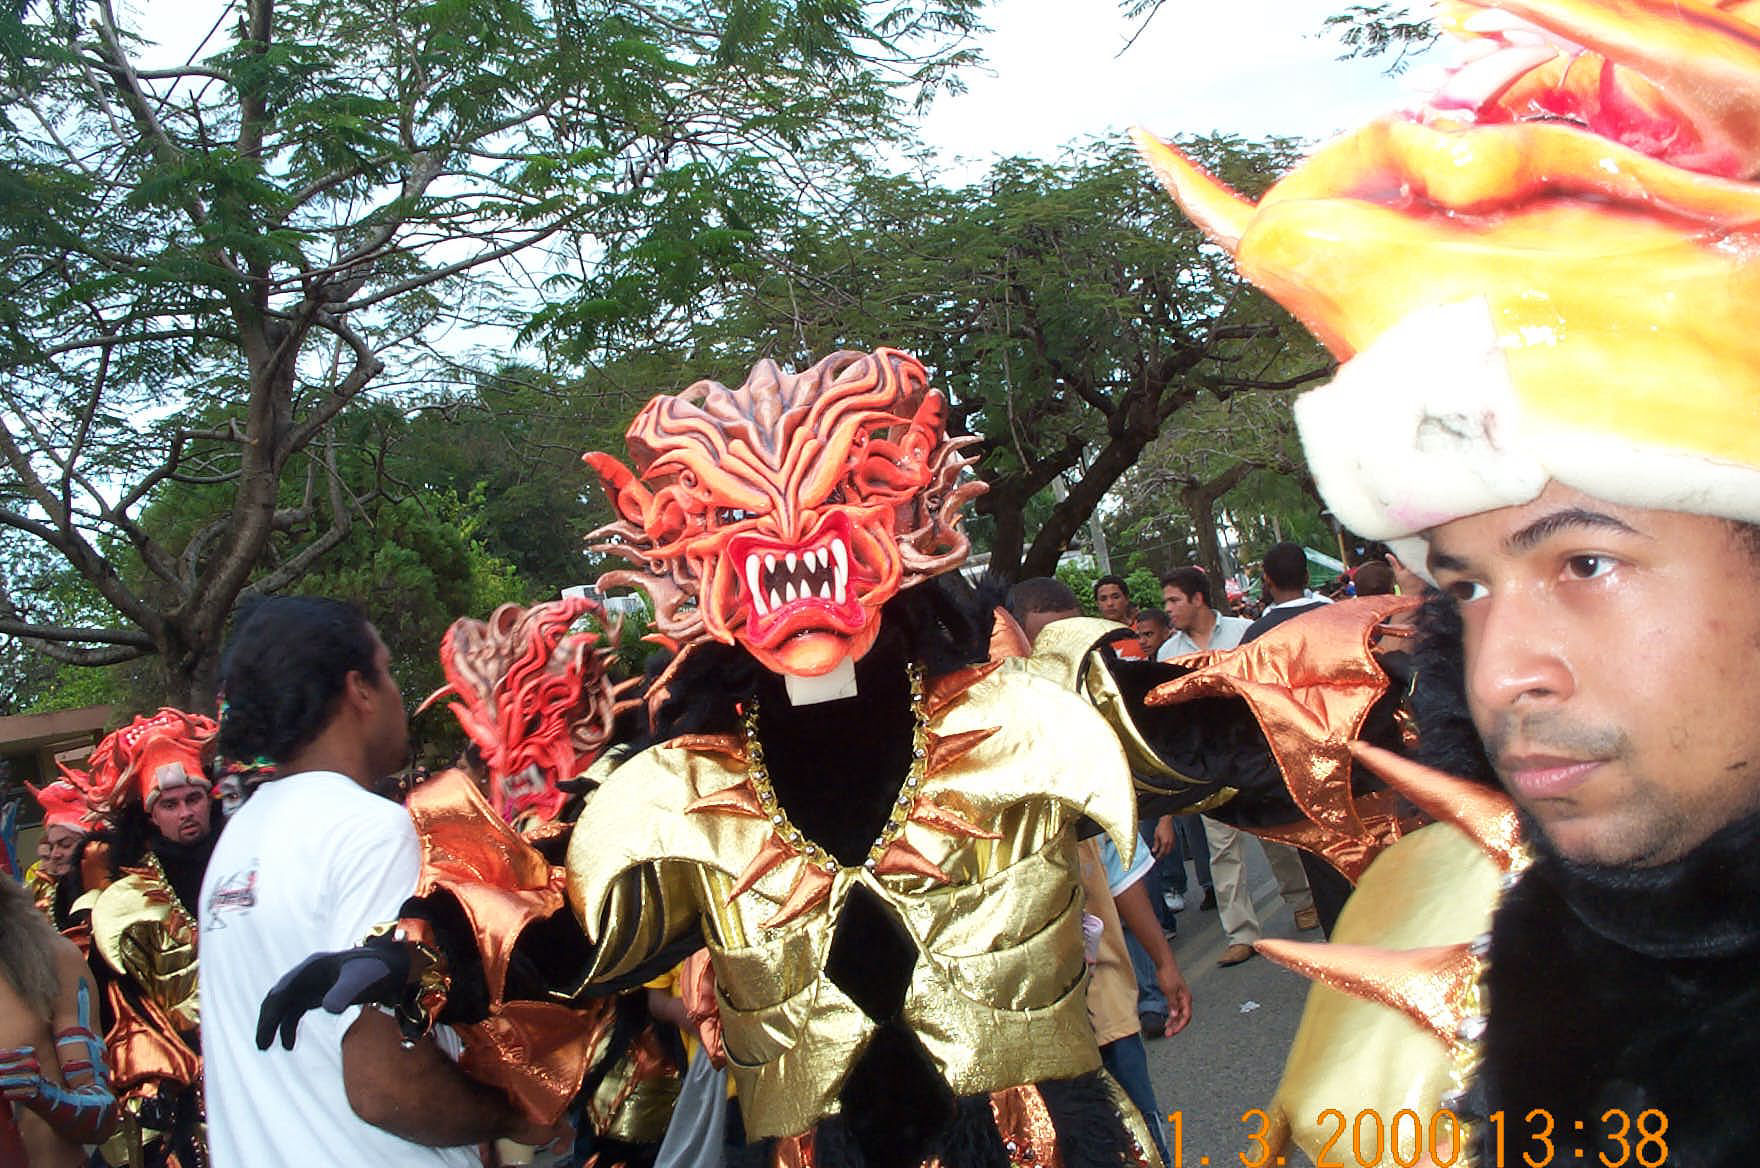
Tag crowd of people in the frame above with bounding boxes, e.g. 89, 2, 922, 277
8, 0, 1760, 1161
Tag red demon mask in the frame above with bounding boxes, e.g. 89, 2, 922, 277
585, 349, 983, 678
424, 596, 619, 825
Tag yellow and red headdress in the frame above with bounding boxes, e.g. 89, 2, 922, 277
425, 596, 618, 825
1134, 0, 1760, 553
28, 779, 92, 835
61, 708, 217, 823
585, 349, 983, 678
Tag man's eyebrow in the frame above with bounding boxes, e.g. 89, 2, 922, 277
1505, 507, 1643, 554
1428, 549, 1470, 575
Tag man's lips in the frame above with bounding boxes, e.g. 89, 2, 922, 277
1498, 753, 1606, 799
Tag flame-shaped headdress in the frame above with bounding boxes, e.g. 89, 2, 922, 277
59, 708, 216, 822
28, 779, 92, 834
1134, 0, 1760, 550
425, 596, 619, 825
585, 349, 984, 678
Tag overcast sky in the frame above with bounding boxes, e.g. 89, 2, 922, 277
915, 0, 1412, 173
145, 0, 1415, 166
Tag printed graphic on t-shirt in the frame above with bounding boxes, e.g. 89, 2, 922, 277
204, 862, 259, 930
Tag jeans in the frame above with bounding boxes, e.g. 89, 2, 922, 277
1125, 929, 1165, 1017
1101, 1034, 1170, 1164
1165, 814, 1213, 895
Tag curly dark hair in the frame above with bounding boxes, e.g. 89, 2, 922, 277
216, 596, 381, 769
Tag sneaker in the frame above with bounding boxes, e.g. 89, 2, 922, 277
1163, 891, 1186, 913
1199, 887, 1218, 911
1140, 1011, 1169, 1038
1217, 943, 1256, 967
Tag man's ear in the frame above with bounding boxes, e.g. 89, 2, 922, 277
341, 669, 376, 719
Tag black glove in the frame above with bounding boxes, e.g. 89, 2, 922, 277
255, 934, 413, 1051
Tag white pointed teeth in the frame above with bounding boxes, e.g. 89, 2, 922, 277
746, 555, 767, 614
747, 537, 851, 617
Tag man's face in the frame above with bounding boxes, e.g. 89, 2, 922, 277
1162, 585, 1201, 633
1134, 615, 1169, 655
362, 632, 411, 781
148, 784, 211, 845
1095, 583, 1133, 623
1428, 482, 1760, 867
42, 826, 82, 877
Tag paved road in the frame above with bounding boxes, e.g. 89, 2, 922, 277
1143, 838, 1319, 1168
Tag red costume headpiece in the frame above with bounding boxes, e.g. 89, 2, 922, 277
425, 596, 619, 825
61, 708, 217, 822
28, 779, 92, 834
585, 348, 983, 678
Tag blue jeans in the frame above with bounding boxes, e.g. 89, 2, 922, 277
1101, 1033, 1170, 1164
1126, 929, 1165, 1017
1165, 814, 1213, 894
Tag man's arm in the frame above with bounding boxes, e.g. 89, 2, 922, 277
341, 1008, 565, 1147
1112, 880, 1193, 1037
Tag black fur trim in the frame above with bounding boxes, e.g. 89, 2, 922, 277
837, 1021, 957, 1168
1408, 593, 1497, 785
1038, 1071, 1142, 1168
643, 573, 994, 748
1473, 825, 1760, 1165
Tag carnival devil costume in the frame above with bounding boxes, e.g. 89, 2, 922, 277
1133, 0, 1760, 1161
260, 347, 1438, 1166
58, 708, 217, 1167
412, 595, 689, 1161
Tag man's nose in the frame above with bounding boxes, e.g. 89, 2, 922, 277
1466, 590, 1575, 714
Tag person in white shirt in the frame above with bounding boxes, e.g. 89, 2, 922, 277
1155, 567, 1252, 661
1156, 568, 1317, 963
199, 596, 560, 1168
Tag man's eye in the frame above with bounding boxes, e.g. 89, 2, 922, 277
1444, 579, 1488, 602
1564, 554, 1615, 580
714, 508, 757, 525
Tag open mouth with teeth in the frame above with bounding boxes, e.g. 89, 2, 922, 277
724, 511, 868, 648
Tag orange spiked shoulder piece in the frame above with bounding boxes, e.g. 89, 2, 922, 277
1134, 0, 1760, 552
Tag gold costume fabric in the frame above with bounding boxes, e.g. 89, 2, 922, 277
82, 866, 202, 1090
564, 661, 1142, 1144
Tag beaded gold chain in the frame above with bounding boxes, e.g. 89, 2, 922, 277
740, 663, 931, 874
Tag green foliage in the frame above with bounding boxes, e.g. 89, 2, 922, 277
1323, 3, 1439, 73
0, 0, 988, 703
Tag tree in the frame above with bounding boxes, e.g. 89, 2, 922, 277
663, 135, 1331, 579
0, 0, 986, 706
1120, 0, 1437, 74
1118, 390, 1319, 583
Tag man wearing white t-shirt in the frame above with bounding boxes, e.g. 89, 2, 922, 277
1157, 569, 1317, 966
199, 597, 555, 1167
